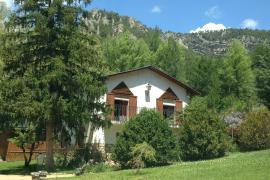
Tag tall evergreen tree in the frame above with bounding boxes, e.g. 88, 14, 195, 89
220, 40, 255, 103
155, 37, 186, 82
0, 0, 109, 169
103, 32, 153, 72
252, 44, 270, 108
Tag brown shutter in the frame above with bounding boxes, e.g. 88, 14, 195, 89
106, 93, 115, 119
156, 98, 163, 116
129, 96, 137, 118
175, 100, 182, 112
175, 100, 183, 125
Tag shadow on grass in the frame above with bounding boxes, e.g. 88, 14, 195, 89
0, 162, 74, 175
0, 163, 38, 175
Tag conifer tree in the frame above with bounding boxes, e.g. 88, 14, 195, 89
1, 0, 109, 169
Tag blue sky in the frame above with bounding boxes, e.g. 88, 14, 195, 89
88, 0, 270, 33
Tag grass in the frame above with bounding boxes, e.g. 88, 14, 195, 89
62, 149, 270, 180
0, 160, 73, 175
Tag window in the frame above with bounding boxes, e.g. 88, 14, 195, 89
114, 99, 128, 121
163, 105, 175, 119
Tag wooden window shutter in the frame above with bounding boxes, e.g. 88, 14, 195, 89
175, 100, 183, 124
156, 98, 163, 115
175, 100, 183, 112
129, 96, 137, 118
106, 93, 115, 119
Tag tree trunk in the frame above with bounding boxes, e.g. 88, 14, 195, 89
22, 146, 28, 167
46, 120, 54, 170
27, 143, 36, 167
87, 124, 95, 145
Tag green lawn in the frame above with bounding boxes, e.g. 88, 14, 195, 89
64, 149, 270, 180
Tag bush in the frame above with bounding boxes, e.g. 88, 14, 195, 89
55, 143, 104, 168
178, 97, 230, 161
112, 109, 176, 168
129, 142, 156, 173
84, 163, 111, 173
238, 107, 270, 151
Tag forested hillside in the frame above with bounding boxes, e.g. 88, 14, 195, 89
85, 9, 270, 55
82, 9, 270, 110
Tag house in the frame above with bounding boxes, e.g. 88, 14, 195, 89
85, 66, 199, 152
0, 66, 198, 161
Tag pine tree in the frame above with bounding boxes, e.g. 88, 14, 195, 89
103, 32, 153, 72
1, 0, 109, 169
252, 44, 270, 108
220, 40, 255, 103
155, 37, 186, 82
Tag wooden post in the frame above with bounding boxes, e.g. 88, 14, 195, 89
156, 98, 163, 116
106, 93, 115, 119
129, 96, 137, 118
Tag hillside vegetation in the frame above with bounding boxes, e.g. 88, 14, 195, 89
85, 9, 270, 55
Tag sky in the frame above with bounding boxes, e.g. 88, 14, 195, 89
88, 0, 270, 33
1, 0, 270, 33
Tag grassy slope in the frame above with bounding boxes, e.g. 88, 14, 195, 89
66, 149, 270, 180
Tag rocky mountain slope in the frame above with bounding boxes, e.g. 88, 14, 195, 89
84, 9, 270, 55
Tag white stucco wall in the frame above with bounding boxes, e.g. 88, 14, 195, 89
105, 69, 189, 109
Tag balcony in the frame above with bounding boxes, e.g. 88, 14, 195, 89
110, 105, 181, 127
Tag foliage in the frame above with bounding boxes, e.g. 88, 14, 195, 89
178, 97, 231, 161
129, 142, 156, 173
103, 32, 153, 72
0, 0, 110, 169
9, 123, 43, 167
252, 44, 270, 108
84, 163, 113, 173
55, 143, 104, 168
112, 109, 176, 168
220, 40, 255, 102
238, 107, 270, 151
155, 37, 186, 81
0, 1, 10, 30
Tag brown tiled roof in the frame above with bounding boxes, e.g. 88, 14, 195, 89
107, 66, 200, 96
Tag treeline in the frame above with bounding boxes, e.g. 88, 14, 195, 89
100, 29, 270, 111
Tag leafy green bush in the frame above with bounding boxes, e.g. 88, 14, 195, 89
112, 109, 176, 168
238, 107, 270, 151
178, 97, 230, 161
129, 142, 156, 173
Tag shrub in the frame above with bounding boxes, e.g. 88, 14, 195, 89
55, 143, 104, 168
112, 109, 176, 168
84, 163, 111, 173
178, 97, 230, 161
129, 142, 156, 173
238, 107, 270, 151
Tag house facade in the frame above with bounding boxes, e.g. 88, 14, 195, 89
85, 66, 199, 151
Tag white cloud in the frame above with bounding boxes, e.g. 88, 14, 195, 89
190, 22, 226, 33
241, 19, 258, 29
205, 6, 221, 19
151, 5, 161, 13
0, 0, 13, 8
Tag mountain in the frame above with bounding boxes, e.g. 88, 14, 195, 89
84, 9, 270, 55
